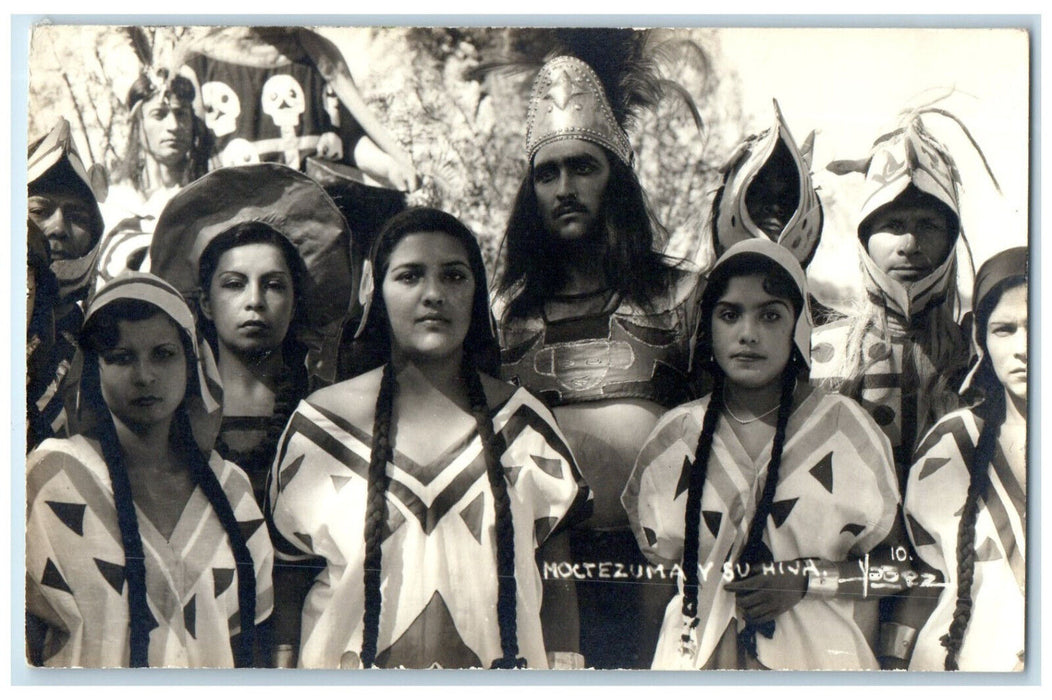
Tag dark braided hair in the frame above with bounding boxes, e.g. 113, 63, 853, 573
940, 398, 998, 670
682, 249, 804, 664
462, 358, 524, 668
735, 365, 798, 659
941, 275, 1023, 670
680, 370, 725, 622
360, 362, 395, 668
358, 360, 525, 668
80, 299, 257, 666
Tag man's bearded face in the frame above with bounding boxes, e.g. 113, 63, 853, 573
532, 139, 611, 243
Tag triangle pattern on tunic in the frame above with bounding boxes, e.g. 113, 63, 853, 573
703, 510, 722, 538
375, 590, 483, 669
643, 526, 658, 547
675, 454, 693, 499
906, 513, 937, 547
975, 536, 1003, 562
530, 453, 565, 480
46, 500, 86, 536
382, 506, 407, 543
809, 452, 834, 493
213, 567, 235, 597
42, 558, 72, 594
184, 594, 197, 639
93, 557, 126, 593
918, 456, 952, 481
330, 474, 351, 491
504, 465, 523, 486
535, 516, 559, 543
460, 492, 485, 544
294, 532, 314, 551
239, 518, 264, 543
770, 498, 799, 528
279, 454, 305, 490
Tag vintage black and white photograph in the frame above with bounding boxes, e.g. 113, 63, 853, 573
20, 20, 1030, 673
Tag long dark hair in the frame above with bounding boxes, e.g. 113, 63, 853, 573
359, 362, 522, 669
356, 207, 517, 667
79, 299, 256, 667
497, 152, 677, 320
941, 274, 1025, 670
354, 206, 501, 376
680, 254, 804, 664
113, 73, 212, 191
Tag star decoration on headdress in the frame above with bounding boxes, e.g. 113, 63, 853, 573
546, 67, 590, 111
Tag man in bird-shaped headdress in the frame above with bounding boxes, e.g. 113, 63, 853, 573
810, 112, 988, 489
494, 37, 705, 669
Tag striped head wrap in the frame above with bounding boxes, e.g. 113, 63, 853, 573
67, 272, 223, 453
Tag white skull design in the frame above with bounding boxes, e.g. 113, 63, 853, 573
201, 81, 241, 137
219, 138, 260, 168
262, 74, 305, 130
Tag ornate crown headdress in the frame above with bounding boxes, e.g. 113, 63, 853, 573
525, 55, 634, 166
471, 29, 704, 168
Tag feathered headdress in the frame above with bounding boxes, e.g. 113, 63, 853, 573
827, 103, 1001, 237
827, 103, 1001, 319
469, 28, 705, 167
121, 27, 197, 114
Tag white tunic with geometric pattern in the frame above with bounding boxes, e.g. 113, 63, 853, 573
624, 390, 899, 670
904, 408, 1026, 671
26, 435, 275, 668
268, 387, 589, 669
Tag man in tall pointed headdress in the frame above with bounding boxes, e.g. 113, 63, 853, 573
495, 46, 704, 669
709, 100, 840, 324
810, 113, 980, 488
26, 117, 107, 448
710, 100, 823, 269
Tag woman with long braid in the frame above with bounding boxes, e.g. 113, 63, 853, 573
26, 273, 273, 667
623, 239, 900, 670
897, 247, 1027, 671
268, 207, 590, 669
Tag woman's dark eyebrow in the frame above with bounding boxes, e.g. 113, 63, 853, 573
713, 300, 744, 310
758, 299, 793, 309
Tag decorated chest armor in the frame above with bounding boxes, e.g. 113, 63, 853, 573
500, 271, 699, 408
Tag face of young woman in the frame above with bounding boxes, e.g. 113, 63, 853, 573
99, 313, 188, 431
381, 231, 475, 364
202, 243, 295, 356
711, 274, 796, 391
986, 283, 1028, 405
